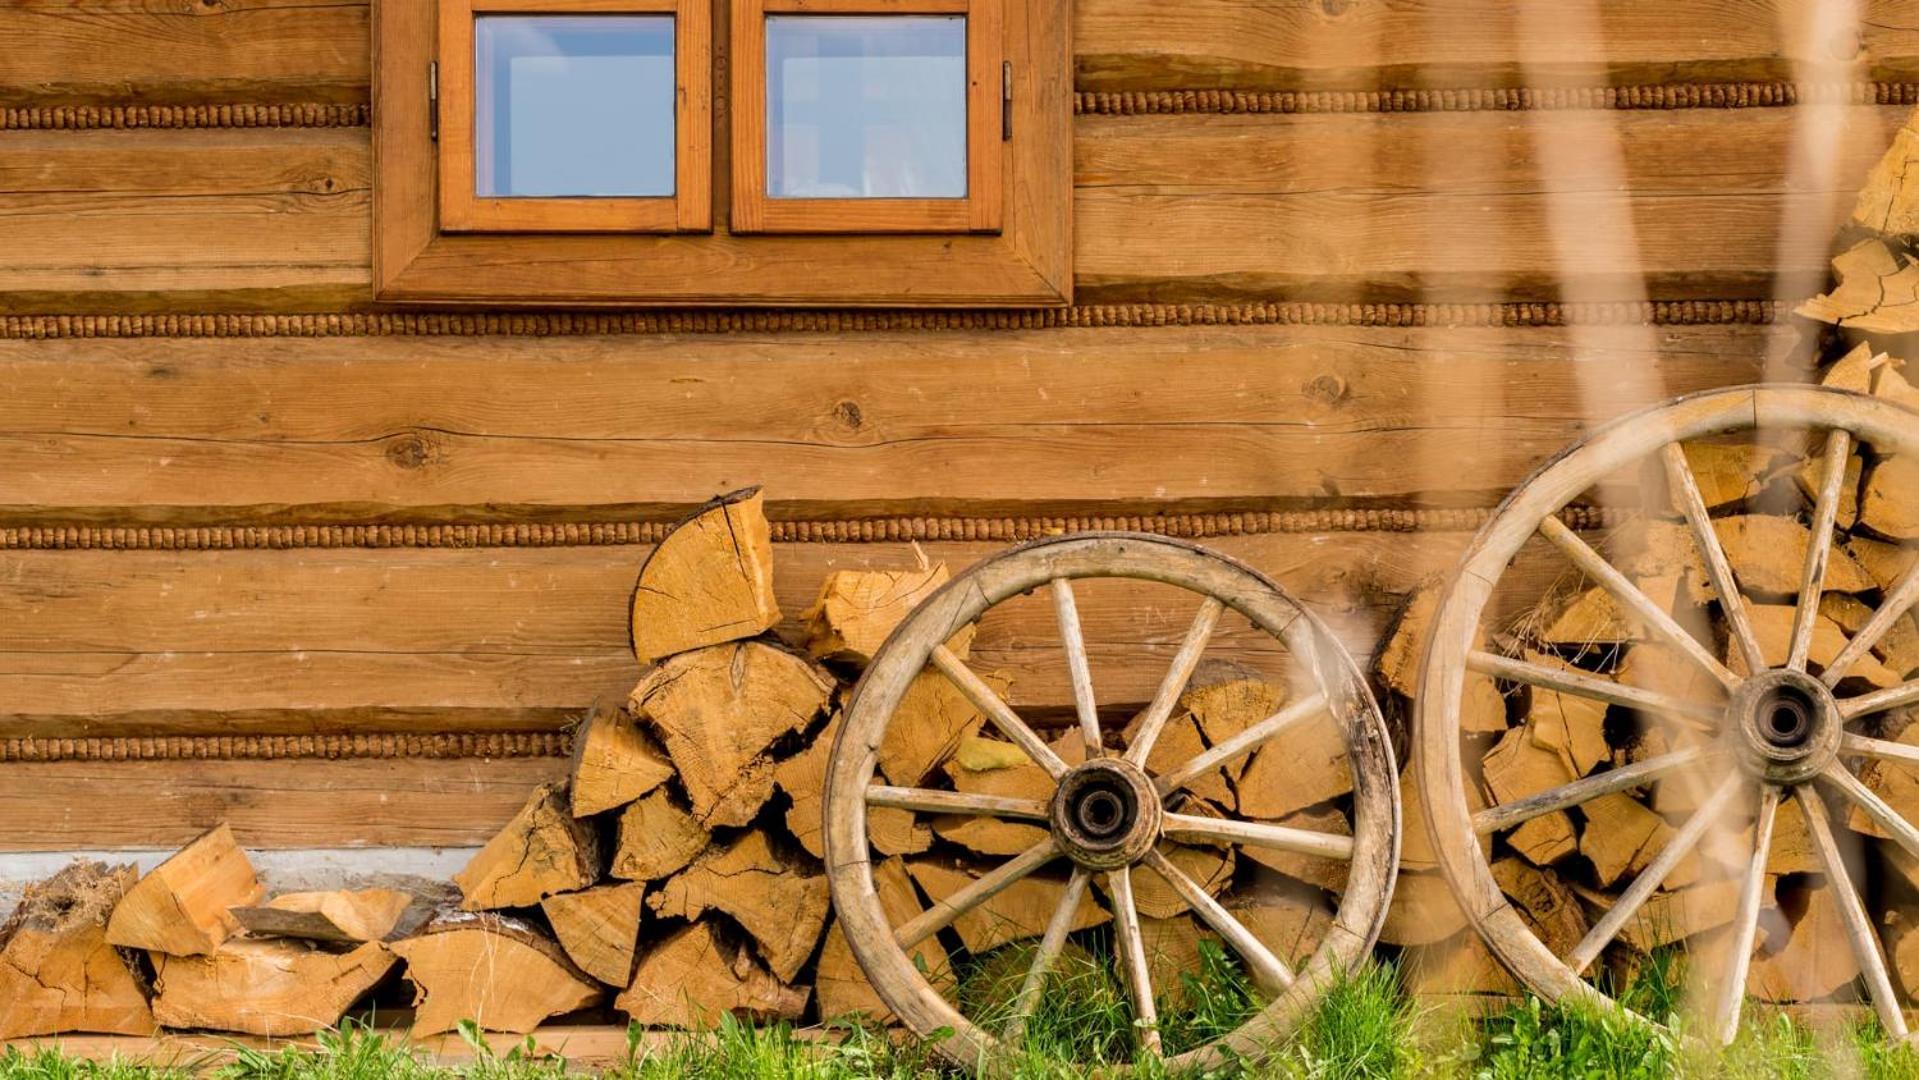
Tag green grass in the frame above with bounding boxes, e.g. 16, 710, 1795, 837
7, 961, 1919, 1080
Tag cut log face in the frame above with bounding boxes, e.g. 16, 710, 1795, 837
878, 667, 1004, 789
1491, 860, 1587, 960
1714, 515, 1874, 596
390, 911, 602, 1037
609, 788, 710, 882
1541, 587, 1635, 646
1846, 533, 1919, 592
541, 882, 646, 987
1482, 725, 1577, 807
648, 830, 831, 983
630, 488, 780, 665
1850, 722, 1919, 840
1132, 836, 1236, 921
906, 860, 1109, 953
1612, 519, 1711, 606
616, 921, 809, 1029
1378, 586, 1508, 733
802, 563, 957, 667
1508, 811, 1578, 867
1402, 930, 1521, 996
1228, 883, 1333, 970
1854, 115, 1919, 238
1237, 708, 1350, 820
230, 889, 414, 944
1139, 916, 1220, 1008
150, 939, 395, 1037
1749, 885, 1863, 1002
1793, 444, 1863, 530
1617, 643, 1723, 707
1681, 440, 1788, 510
776, 713, 930, 859
1378, 871, 1468, 947
1822, 594, 1919, 678
105, 823, 263, 957
1240, 804, 1351, 891
570, 704, 675, 818
1729, 604, 1902, 688
1400, 760, 1491, 872
454, 782, 600, 911
632, 640, 835, 827
1601, 880, 1743, 954
1523, 653, 1610, 777
815, 858, 950, 1023
0, 861, 155, 1039
936, 731, 1085, 855
1578, 793, 1681, 889
1862, 455, 1919, 541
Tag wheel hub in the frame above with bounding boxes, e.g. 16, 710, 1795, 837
1728, 668, 1841, 785
1050, 758, 1162, 869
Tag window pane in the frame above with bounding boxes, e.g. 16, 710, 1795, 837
766, 15, 967, 199
474, 15, 675, 198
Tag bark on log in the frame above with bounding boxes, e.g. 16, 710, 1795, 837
0, 861, 155, 1039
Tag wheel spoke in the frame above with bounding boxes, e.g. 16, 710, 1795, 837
931, 644, 1070, 778
1105, 867, 1162, 1057
1004, 867, 1092, 1043
1823, 763, 1919, 863
1711, 784, 1779, 1047
866, 785, 1049, 820
1539, 516, 1741, 692
1826, 559, 1919, 687
1842, 732, 1919, 768
1161, 812, 1354, 860
1795, 784, 1908, 1039
1788, 433, 1854, 673
1473, 748, 1707, 834
1124, 597, 1225, 767
894, 838, 1060, 949
1053, 579, 1104, 759
1567, 774, 1740, 974
1470, 650, 1720, 725
1153, 691, 1327, 796
1661, 442, 1768, 675
1141, 848, 1293, 995
1840, 679, 1919, 722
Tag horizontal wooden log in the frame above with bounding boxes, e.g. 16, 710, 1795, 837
8, 1, 1919, 106
0, 532, 1572, 738
0, 106, 1896, 309
1075, 0, 1919, 92
0, 757, 566, 850
0, 323, 1773, 521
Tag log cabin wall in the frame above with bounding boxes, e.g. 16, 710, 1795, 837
0, 0, 1912, 892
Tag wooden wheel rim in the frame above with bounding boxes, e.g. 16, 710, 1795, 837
1415, 384, 1919, 1038
825, 532, 1400, 1073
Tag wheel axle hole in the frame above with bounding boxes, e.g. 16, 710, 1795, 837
1759, 688, 1814, 749
1070, 782, 1135, 840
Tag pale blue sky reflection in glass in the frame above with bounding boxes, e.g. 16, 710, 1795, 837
474, 15, 676, 198
766, 16, 967, 199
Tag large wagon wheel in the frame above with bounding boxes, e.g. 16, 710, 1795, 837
1417, 384, 1919, 1043
823, 532, 1399, 1072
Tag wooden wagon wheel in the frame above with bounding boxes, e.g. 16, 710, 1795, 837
1416, 384, 1919, 1043
823, 532, 1399, 1072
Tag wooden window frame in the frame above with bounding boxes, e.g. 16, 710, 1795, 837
373, 0, 1070, 307
437, 0, 712, 233
730, 0, 1001, 234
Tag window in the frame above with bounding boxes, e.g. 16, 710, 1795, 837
435, 0, 711, 232
731, 1, 1001, 232
373, 0, 1068, 306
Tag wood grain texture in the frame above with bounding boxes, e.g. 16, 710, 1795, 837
10, 1, 1919, 106
3, 104, 1900, 309
0, 324, 1775, 522
0, 757, 568, 850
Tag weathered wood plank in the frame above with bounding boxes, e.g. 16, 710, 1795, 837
0, 323, 1775, 519
1075, 0, 1919, 92
0, 532, 1570, 734
0, 106, 1896, 309
8, 1, 1919, 105
0, 757, 567, 850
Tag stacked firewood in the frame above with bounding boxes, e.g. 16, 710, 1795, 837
1376, 341, 1919, 1002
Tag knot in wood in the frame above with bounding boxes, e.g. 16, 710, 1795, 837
1306, 373, 1349, 405
832, 399, 864, 431
385, 431, 439, 471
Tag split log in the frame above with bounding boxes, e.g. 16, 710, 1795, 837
1853, 111, 1919, 239
1571, 879, 1745, 953
1482, 725, 1577, 807
1400, 759, 1493, 871
149, 939, 394, 1037
106, 823, 263, 957
1793, 443, 1863, 530
1124, 707, 1237, 810
1822, 594, 1919, 678
1132, 826, 1236, 920
775, 713, 930, 859
1680, 441, 1789, 510
1861, 455, 1919, 541
616, 921, 808, 1029
877, 667, 1004, 789
1821, 342, 1882, 393
1617, 642, 1723, 708
454, 782, 599, 910
1729, 604, 1902, 687
1227, 882, 1334, 970
815, 858, 951, 1023
1795, 239, 1919, 336
936, 731, 1085, 855
906, 860, 1108, 953
541, 883, 645, 987
1578, 793, 1686, 889
1846, 534, 1919, 591
609, 788, 710, 882
632, 640, 835, 827
1509, 812, 1579, 867
390, 911, 602, 1037
0, 861, 154, 1039
1541, 587, 1636, 646
1237, 706, 1350, 820
1850, 723, 1919, 840
569, 703, 674, 818
1713, 515, 1873, 596
802, 561, 962, 667
1610, 520, 1712, 605
1401, 930, 1520, 997
1491, 859, 1587, 960
1766, 796, 1822, 876
1524, 652, 1610, 777
1749, 884, 1862, 1002
1378, 586, 1508, 734
1139, 916, 1221, 1008
648, 831, 831, 983
1240, 803, 1351, 891
1379, 871, 1468, 947
230, 889, 413, 944
629, 488, 780, 665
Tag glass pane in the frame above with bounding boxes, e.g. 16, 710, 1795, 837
474, 15, 675, 198
766, 15, 967, 199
